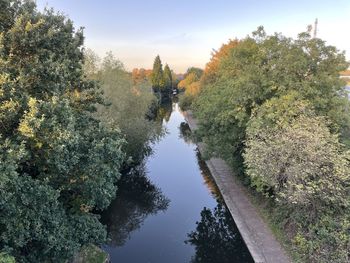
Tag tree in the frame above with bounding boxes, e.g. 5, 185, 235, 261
163, 64, 172, 91
178, 73, 200, 90
90, 52, 160, 164
151, 55, 165, 92
202, 39, 239, 85
185, 67, 203, 80
192, 27, 350, 261
0, 1, 126, 261
83, 48, 100, 78
193, 27, 349, 169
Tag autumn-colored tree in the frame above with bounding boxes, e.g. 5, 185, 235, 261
131, 68, 152, 85
178, 68, 203, 109
178, 73, 200, 90
202, 39, 240, 84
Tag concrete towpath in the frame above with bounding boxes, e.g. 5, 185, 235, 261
184, 111, 291, 263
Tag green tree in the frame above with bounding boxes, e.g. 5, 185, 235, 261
193, 27, 349, 169
0, 1, 126, 261
151, 55, 165, 92
89, 51, 161, 164
192, 27, 350, 261
0, 252, 15, 263
163, 64, 172, 91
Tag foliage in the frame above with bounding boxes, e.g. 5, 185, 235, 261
178, 73, 199, 90
0, 252, 15, 263
245, 95, 349, 210
163, 64, 173, 91
193, 26, 349, 167
244, 94, 350, 262
73, 244, 109, 263
131, 68, 152, 86
202, 39, 240, 85
192, 27, 350, 261
151, 55, 165, 92
185, 67, 204, 80
84, 51, 161, 164
178, 68, 203, 110
0, 1, 126, 262
150, 56, 174, 102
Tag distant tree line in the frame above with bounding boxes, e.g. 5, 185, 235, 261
185, 27, 350, 262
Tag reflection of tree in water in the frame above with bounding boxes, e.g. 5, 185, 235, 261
179, 122, 193, 144
186, 202, 253, 263
101, 166, 169, 247
156, 101, 173, 123
195, 150, 222, 199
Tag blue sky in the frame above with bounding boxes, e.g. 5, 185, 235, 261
36, 0, 350, 73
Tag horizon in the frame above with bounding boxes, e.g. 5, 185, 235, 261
36, 0, 350, 73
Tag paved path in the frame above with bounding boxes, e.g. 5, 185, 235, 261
184, 111, 291, 263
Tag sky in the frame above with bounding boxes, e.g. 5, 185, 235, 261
36, 0, 350, 73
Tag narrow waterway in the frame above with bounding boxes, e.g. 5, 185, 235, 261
101, 103, 253, 263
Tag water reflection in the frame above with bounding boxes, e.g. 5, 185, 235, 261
101, 102, 252, 262
195, 150, 222, 200
155, 102, 173, 123
179, 122, 192, 144
101, 166, 169, 246
186, 202, 253, 263
184, 133, 253, 262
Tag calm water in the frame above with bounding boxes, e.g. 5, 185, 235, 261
101, 103, 253, 263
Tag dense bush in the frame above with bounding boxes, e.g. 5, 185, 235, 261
244, 94, 350, 262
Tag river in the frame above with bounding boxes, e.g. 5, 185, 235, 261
101, 102, 253, 263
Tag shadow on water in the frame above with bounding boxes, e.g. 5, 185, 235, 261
101, 166, 170, 247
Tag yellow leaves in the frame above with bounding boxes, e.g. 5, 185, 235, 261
24, 18, 45, 32
18, 97, 43, 138
178, 73, 199, 90
185, 81, 201, 96
0, 99, 19, 113
35, 141, 43, 149
73, 89, 81, 99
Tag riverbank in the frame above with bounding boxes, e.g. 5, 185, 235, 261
184, 110, 291, 263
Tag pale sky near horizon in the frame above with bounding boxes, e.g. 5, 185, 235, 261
36, 0, 350, 73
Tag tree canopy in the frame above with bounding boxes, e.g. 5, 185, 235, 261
0, 1, 126, 261
191, 27, 350, 262
151, 55, 165, 92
